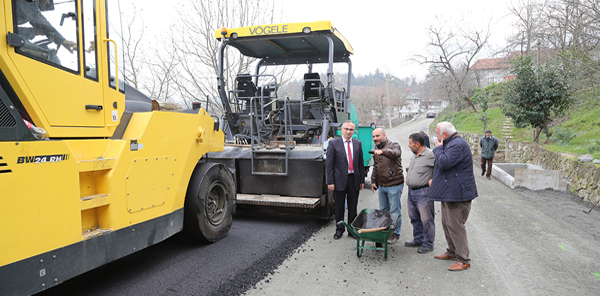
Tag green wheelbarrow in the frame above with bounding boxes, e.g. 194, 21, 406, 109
339, 209, 401, 260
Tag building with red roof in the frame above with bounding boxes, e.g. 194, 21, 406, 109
471, 56, 514, 87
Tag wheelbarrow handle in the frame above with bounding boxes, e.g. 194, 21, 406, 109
357, 227, 388, 233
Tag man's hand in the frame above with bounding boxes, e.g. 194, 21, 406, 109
360, 183, 364, 190
374, 149, 383, 155
428, 178, 432, 187
435, 136, 443, 147
328, 184, 335, 191
62, 40, 77, 53
371, 183, 377, 192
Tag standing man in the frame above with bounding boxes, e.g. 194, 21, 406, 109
420, 130, 430, 148
430, 122, 478, 271
326, 120, 365, 240
480, 129, 498, 180
370, 128, 404, 244
404, 133, 435, 253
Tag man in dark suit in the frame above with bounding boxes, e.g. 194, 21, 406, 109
326, 120, 365, 240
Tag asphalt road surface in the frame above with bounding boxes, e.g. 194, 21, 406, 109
244, 114, 600, 296
36, 212, 326, 296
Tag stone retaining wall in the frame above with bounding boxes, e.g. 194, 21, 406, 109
457, 132, 600, 203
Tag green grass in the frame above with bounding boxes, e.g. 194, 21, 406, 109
431, 89, 600, 159
434, 107, 505, 135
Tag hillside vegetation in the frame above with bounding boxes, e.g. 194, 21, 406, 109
432, 86, 600, 159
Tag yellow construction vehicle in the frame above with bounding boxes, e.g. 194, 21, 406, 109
0, 1, 235, 295
209, 21, 372, 218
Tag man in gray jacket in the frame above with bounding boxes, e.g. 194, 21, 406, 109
430, 122, 478, 271
405, 132, 435, 253
480, 129, 499, 180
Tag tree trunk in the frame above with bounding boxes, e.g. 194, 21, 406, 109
533, 127, 541, 143
464, 96, 478, 113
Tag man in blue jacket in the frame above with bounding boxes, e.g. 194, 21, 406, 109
429, 122, 478, 271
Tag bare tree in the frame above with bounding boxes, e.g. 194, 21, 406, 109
121, 6, 179, 102
543, 0, 600, 92
415, 18, 490, 112
505, 0, 547, 55
578, 0, 600, 43
506, 0, 600, 93
349, 72, 412, 126
166, 0, 283, 113
122, 9, 145, 90
351, 85, 386, 125
540, 0, 600, 52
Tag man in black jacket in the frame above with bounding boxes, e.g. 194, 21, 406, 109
326, 121, 365, 240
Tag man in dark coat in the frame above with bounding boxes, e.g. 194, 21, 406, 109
429, 122, 478, 271
326, 120, 365, 240
420, 130, 430, 148
480, 129, 499, 180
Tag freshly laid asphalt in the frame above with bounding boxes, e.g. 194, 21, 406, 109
36, 212, 326, 296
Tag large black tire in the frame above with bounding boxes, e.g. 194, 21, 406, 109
184, 163, 236, 243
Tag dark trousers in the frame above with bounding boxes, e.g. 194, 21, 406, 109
334, 174, 359, 233
407, 187, 435, 248
481, 157, 493, 177
441, 201, 472, 265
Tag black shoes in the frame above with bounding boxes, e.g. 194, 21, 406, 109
481, 171, 485, 176
417, 246, 433, 253
348, 232, 357, 239
404, 241, 422, 247
334, 232, 343, 240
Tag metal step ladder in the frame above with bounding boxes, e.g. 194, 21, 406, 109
78, 157, 115, 239
250, 97, 294, 176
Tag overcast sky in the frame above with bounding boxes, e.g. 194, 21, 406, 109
132, 0, 518, 80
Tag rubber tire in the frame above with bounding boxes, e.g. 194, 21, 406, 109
184, 163, 236, 243
315, 190, 335, 220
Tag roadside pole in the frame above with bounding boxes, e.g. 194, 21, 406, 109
386, 75, 393, 129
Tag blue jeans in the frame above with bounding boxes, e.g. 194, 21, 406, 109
407, 187, 435, 248
378, 183, 403, 236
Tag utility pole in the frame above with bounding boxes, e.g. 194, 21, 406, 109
385, 74, 392, 129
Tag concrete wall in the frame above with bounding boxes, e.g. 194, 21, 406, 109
514, 167, 568, 191
460, 132, 600, 203
503, 141, 600, 203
